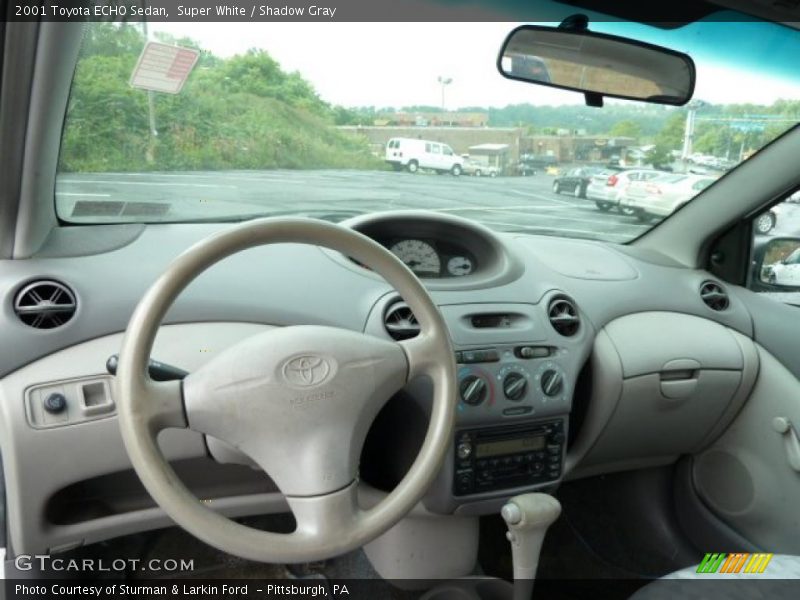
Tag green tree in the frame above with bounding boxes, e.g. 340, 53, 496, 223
645, 144, 672, 168
655, 111, 686, 151
609, 120, 641, 139
59, 23, 382, 173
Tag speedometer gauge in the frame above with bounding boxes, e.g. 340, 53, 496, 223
447, 256, 474, 277
389, 239, 441, 276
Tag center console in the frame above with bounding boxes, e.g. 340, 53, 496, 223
367, 296, 590, 514
410, 330, 578, 515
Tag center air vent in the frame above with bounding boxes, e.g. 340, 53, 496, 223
548, 297, 580, 337
13, 280, 77, 329
383, 301, 420, 341
700, 281, 729, 311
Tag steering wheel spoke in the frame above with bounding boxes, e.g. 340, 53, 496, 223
142, 378, 188, 432
399, 331, 449, 381
287, 482, 362, 541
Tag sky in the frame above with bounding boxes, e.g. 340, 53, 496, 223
151, 22, 800, 109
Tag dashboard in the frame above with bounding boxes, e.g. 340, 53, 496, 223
0, 210, 762, 555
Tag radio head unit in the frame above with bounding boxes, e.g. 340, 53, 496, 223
453, 420, 565, 496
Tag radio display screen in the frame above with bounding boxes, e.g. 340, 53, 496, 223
475, 435, 545, 458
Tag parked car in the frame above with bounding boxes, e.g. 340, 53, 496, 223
688, 153, 716, 166
619, 173, 718, 221
755, 208, 778, 235
385, 137, 464, 175
516, 158, 538, 176
552, 167, 604, 198
463, 159, 499, 177
520, 153, 557, 170
587, 168, 664, 214
763, 248, 800, 285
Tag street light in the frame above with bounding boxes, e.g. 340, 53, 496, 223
680, 99, 707, 162
437, 76, 452, 112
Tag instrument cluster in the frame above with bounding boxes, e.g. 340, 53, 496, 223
387, 238, 477, 278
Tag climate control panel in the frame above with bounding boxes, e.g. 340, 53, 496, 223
455, 344, 571, 423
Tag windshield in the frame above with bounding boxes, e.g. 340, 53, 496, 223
56, 17, 800, 242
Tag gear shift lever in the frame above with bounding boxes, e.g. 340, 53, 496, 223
501, 493, 562, 600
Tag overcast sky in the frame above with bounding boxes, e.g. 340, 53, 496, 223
152, 22, 800, 109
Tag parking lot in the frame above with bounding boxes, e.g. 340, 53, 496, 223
56, 169, 653, 243
56, 168, 800, 243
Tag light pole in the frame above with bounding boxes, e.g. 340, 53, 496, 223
681, 99, 707, 162
437, 76, 452, 112
141, 20, 158, 164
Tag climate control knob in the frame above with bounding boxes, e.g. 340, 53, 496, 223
503, 372, 528, 401
541, 369, 564, 397
460, 375, 488, 406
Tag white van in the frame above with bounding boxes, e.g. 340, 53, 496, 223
385, 138, 464, 175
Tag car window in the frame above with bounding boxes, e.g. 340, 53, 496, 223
56, 21, 800, 243
749, 193, 800, 306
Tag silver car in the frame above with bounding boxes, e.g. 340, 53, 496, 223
463, 159, 499, 177
587, 169, 664, 215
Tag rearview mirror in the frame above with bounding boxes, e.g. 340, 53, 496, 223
498, 25, 695, 106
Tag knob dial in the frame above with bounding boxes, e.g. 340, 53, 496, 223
43, 392, 67, 414
541, 370, 564, 397
457, 442, 473, 459
503, 372, 527, 401
460, 375, 488, 406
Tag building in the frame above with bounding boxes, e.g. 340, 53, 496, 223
375, 112, 489, 128
338, 125, 638, 171
468, 144, 511, 171
522, 135, 637, 163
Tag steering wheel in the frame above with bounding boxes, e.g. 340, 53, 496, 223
115, 218, 456, 563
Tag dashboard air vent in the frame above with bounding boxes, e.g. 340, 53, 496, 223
13, 280, 77, 329
700, 281, 729, 311
383, 301, 420, 341
548, 297, 580, 337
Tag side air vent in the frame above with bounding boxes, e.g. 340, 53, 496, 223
548, 297, 580, 337
700, 281, 729, 311
383, 301, 420, 341
13, 280, 77, 329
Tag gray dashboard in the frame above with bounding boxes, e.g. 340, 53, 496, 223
0, 211, 760, 554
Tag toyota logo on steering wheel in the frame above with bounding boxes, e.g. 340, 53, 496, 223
282, 355, 332, 387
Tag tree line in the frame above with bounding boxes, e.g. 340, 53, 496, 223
62, 23, 798, 173
60, 23, 382, 173
337, 102, 799, 163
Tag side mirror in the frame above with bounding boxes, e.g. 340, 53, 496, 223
754, 238, 800, 290
497, 24, 695, 106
